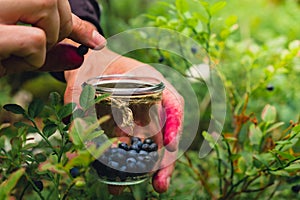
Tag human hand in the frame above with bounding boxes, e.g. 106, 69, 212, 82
0, 0, 106, 77
64, 47, 184, 194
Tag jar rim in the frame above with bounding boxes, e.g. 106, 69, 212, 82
85, 75, 165, 95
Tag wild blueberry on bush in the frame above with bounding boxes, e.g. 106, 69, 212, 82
266, 84, 274, 91
33, 180, 43, 191
70, 167, 80, 178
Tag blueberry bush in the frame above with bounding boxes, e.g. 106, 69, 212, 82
1, 0, 300, 199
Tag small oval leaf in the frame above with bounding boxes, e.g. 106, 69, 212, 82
3, 104, 25, 115
43, 124, 57, 138
28, 99, 44, 118
80, 84, 96, 110
261, 104, 276, 123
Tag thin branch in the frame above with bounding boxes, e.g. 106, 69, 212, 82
183, 153, 215, 198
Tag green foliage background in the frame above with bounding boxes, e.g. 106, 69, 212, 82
1, 0, 300, 199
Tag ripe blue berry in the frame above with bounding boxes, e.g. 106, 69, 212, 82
70, 167, 80, 178
158, 56, 165, 63
118, 142, 129, 151
191, 46, 198, 54
33, 180, 43, 191
130, 144, 140, 152
92, 137, 159, 181
292, 185, 300, 193
266, 84, 274, 91
143, 138, 153, 144
149, 143, 158, 151
131, 137, 141, 144
139, 150, 148, 156
126, 157, 137, 165
149, 151, 159, 161
136, 161, 147, 172
108, 161, 120, 169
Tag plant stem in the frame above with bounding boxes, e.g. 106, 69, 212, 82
30, 119, 58, 156
24, 172, 45, 200
215, 145, 223, 197
183, 153, 215, 198
223, 175, 249, 199
267, 181, 281, 200
19, 183, 30, 200
62, 181, 76, 200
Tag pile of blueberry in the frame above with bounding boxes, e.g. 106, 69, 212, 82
92, 137, 159, 182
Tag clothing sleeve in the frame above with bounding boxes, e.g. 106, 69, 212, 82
50, 0, 104, 82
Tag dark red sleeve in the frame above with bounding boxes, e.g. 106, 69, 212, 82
68, 0, 104, 36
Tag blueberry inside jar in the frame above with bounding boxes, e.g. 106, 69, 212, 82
86, 75, 165, 185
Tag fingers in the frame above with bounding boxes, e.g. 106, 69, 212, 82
162, 89, 184, 152
56, 0, 73, 42
69, 15, 106, 50
0, 25, 46, 75
0, 0, 105, 50
152, 150, 177, 193
29, 0, 60, 48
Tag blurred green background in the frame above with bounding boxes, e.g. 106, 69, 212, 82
1, 0, 300, 199
1, 0, 300, 141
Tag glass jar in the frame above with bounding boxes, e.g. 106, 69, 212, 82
86, 75, 165, 185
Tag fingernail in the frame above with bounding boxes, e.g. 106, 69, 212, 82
166, 176, 170, 188
92, 30, 106, 50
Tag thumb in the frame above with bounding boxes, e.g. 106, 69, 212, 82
69, 14, 106, 50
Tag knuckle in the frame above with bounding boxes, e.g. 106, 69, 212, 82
22, 28, 46, 67
27, 30, 46, 54
37, 0, 57, 10
59, 19, 73, 39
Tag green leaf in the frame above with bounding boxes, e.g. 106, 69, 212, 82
202, 131, 219, 148
80, 84, 96, 110
10, 137, 22, 151
275, 138, 299, 151
3, 104, 25, 115
292, 124, 300, 133
94, 93, 110, 104
57, 102, 76, 119
27, 126, 39, 133
253, 153, 273, 168
175, 0, 189, 14
49, 92, 61, 107
269, 170, 290, 176
272, 149, 295, 160
225, 15, 238, 27
237, 156, 247, 173
210, 1, 227, 15
266, 122, 285, 133
34, 153, 47, 162
23, 142, 39, 150
43, 123, 57, 138
0, 168, 25, 199
69, 118, 85, 148
28, 99, 44, 118
249, 124, 263, 145
284, 163, 300, 171
261, 104, 276, 123
14, 121, 30, 128
84, 130, 104, 142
